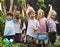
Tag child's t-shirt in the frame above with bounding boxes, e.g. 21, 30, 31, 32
14, 19, 22, 33
37, 17, 47, 34
4, 18, 15, 36
26, 18, 39, 38
47, 19, 56, 32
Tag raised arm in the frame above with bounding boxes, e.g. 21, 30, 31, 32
2, 4, 6, 18
13, 5, 17, 18
9, 0, 13, 12
22, 4, 28, 20
47, 4, 53, 19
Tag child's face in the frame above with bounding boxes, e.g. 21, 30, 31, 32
15, 13, 20, 19
6, 15, 13, 21
51, 13, 56, 19
29, 12, 35, 19
38, 12, 44, 18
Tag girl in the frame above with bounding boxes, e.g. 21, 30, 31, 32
37, 9, 47, 47
47, 4, 59, 46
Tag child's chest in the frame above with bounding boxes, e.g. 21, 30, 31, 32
28, 20, 37, 27
5, 21, 14, 27
39, 19, 46, 26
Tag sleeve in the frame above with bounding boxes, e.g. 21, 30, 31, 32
4, 18, 7, 22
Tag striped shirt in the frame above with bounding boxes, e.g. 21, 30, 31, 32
47, 19, 56, 32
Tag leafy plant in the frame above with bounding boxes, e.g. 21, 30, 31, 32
0, 0, 5, 3
20, 15, 26, 23
0, 10, 5, 36
38, 0, 46, 9
17, 0, 25, 4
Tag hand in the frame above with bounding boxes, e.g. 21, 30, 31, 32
48, 4, 52, 7
14, 5, 17, 9
55, 20, 59, 24
33, 28, 38, 31
3, 4, 5, 8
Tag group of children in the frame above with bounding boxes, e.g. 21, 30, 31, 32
3, 4, 59, 47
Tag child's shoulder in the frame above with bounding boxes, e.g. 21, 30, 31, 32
34, 19, 38, 21
34, 19, 39, 23
43, 17, 47, 20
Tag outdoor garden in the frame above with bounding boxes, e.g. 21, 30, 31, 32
0, 0, 60, 47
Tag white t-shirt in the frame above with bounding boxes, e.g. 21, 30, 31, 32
14, 19, 22, 33
4, 18, 15, 36
26, 19, 39, 38
47, 19, 56, 32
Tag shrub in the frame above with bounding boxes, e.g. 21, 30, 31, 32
0, 10, 5, 36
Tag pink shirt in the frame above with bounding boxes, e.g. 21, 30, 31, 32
37, 17, 47, 34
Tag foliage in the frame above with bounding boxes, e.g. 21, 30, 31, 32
38, 0, 46, 9
20, 15, 26, 23
0, 10, 5, 36
17, 0, 25, 4
0, 0, 5, 3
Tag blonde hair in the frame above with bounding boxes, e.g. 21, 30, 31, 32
47, 10, 57, 19
37, 9, 44, 20
26, 6, 35, 16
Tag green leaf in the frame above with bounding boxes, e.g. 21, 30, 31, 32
1, 0, 5, 3
38, 0, 44, 3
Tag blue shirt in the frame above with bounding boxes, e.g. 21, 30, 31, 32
4, 18, 16, 36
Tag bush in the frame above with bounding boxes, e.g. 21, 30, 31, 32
0, 10, 5, 36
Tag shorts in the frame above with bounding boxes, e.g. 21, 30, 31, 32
26, 35, 36, 43
37, 34, 47, 41
14, 33, 21, 43
3, 35, 14, 40
48, 32, 56, 44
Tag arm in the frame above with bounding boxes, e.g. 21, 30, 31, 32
47, 4, 53, 19
13, 5, 17, 18
9, 0, 13, 12
2, 4, 6, 18
33, 21, 40, 31
22, 4, 29, 19
55, 20, 59, 24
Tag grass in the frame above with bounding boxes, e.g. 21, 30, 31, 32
0, 36, 60, 47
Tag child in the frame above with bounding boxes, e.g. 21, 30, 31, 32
3, 12, 15, 40
14, 11, 22, 43
47, 4, 59, 46
2, 2, 16, 41
26, 7, 39, 47
37, 9, 47, 47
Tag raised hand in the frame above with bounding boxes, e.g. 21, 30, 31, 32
14, 5, 17, 10
48, 4, 52, 7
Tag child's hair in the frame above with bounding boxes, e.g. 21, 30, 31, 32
28, 10, 35, 16
47, 10, 57, 19
7, 12, 13, 16
52, 10, 57, 15
27, 6, 36, 16
37, 9, 44, 20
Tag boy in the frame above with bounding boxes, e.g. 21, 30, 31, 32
3, 4, 15, 40
4, 12, 15, 40
26, 7, 39, 47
